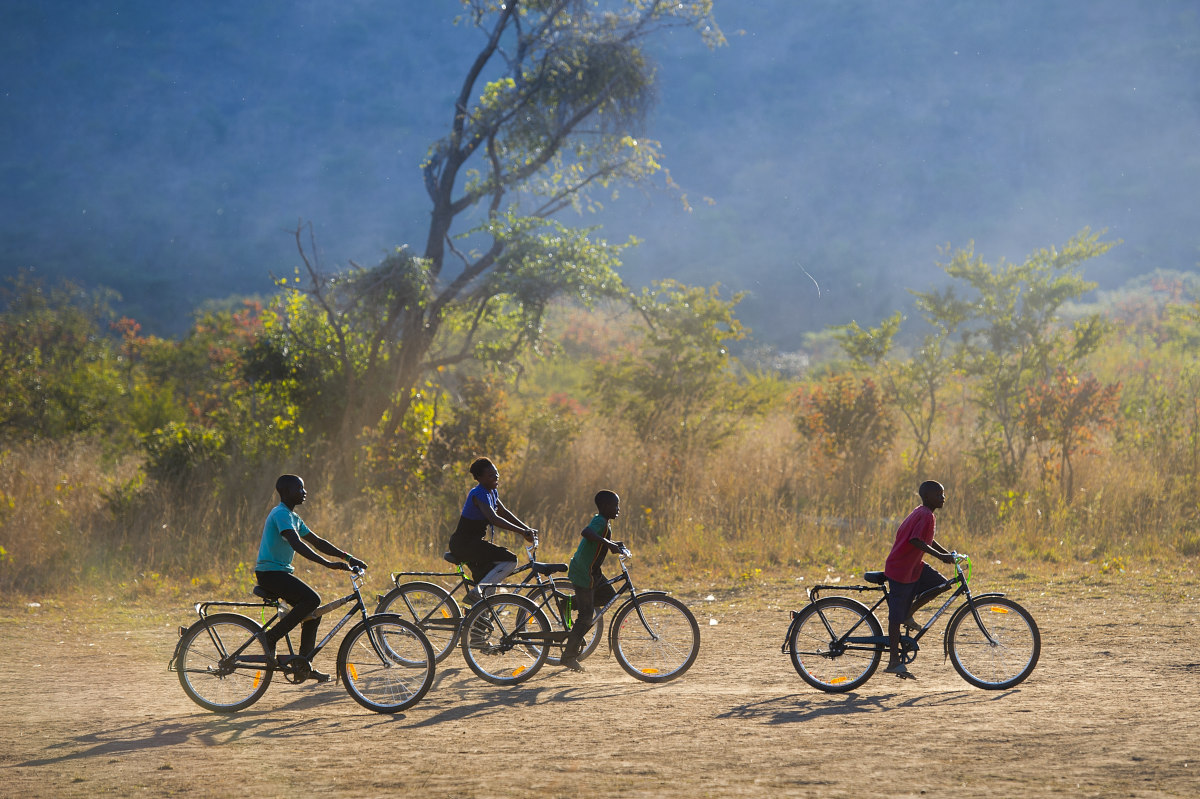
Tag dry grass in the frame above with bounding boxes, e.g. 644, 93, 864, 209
2, 406, 1197, 598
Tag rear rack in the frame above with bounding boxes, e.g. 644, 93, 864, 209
807, 582, 884, 602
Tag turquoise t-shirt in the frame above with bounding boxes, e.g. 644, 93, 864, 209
255, 502, 313, 573
568, 514, 610, 588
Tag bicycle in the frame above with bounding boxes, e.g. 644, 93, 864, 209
782, 554, 1040, 692
459, 545, 701, 686
375, 534, 603, 665
169, 568, 436, 713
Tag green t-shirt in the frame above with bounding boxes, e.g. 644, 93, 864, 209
568, 514, 610, 588
255, 502, 313, 572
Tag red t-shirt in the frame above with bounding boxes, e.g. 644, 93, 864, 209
884, 505, 936, 583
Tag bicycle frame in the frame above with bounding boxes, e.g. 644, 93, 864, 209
386, 536, 570, 628
482, 547, 658, 650
784, 556, 1002, 660
171, 569, 381, 676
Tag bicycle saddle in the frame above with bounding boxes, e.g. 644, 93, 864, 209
529, 561, 568, 576
863, 571, 886, 585
252, 585, 282, 601
443, 551, 464, 565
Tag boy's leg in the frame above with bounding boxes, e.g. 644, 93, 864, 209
479, 557, 518, 597
907, 564, 951, 617
467, 541, 519, 597
884, 579, 918, 676
561, 585, 595, 666
255, 571, 321, 655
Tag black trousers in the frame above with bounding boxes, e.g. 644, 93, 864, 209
256, 570, 321, 655
564, 575, 616, 654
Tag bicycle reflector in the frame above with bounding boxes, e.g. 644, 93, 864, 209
641, 668, 660, 675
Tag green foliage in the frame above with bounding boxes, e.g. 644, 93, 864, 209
0, 274, 128, 441
590, 280, 771, 454
143, 422, 228, 483
430, 374, 518, 469
1022, 368, 1121, 499
913, 228, 1118, 487
358, 385, 440, 501
793, 373, 896, 490
834, 311, 950, 475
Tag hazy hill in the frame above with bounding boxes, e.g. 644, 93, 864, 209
2, 1, 1198, 344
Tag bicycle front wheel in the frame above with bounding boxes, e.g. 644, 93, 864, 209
610, 594, 700, 683
176, 613, 273, 713
337, 614, 435, 713
376, 581, 461, 663
461, 593, 550, 686
524, 579, 603, 665
947, 597, 1041, 689
788, 596, 882, 692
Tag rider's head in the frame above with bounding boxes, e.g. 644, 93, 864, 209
918, 480, 945, 510
594, 490, 620, 520
275, 474, 306, 507
469, 457, 500, 490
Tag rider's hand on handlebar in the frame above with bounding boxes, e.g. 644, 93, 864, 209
522, 528, 537, 543
347, 555, 368, 572
608, 540, 626, 554
940, 552, 956, 565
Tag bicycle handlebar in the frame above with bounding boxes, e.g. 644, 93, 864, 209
950, 552, 972, 582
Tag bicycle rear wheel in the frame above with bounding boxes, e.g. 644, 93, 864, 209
947, 597, 1041, 689
337, 614, 435, 713
524, 579, 602, 665
788, 596, 882, 692
376, 581, 461, 663
460, 593, 550, 686
610, 594, 700, 683
176, 613, 273, 713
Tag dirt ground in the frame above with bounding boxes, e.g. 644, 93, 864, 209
1, 566, 1198, 798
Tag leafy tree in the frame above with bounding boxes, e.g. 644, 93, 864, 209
793, 372, 896, 492
0, 273, 127, 441
834, 310, 951, 475
912, 228, 1117, 487
274, 0, 723, 491
590, 280, 770, 455
1022, 368, 1120, 500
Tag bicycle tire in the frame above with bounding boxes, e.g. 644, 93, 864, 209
337, 613, 436, 713
176, 613, 273, 713
946, 597, 1041, 689
610, 594, 700, 683
788, 596, 882, 692
376, 581, 462, 663
524, 578, 603, 665
460, 593, 550, 686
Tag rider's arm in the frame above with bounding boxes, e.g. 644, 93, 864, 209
580, 525, 623, 553
282, 529, 361, 571
474, 496, 535, 540
911, 537, 955, 564
494, 500, 536, 536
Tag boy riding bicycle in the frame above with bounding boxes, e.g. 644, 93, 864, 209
560, 490, 625, 672
255, 474, 367, 683
448, 457, 537, 601
883, 480, 956, 679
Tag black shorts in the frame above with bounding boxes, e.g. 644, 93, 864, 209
449, 534, 517, 582
886, 564, 947, 624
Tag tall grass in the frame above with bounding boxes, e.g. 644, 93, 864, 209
2, 401, 1197, 597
